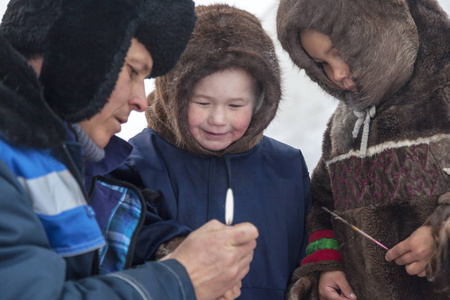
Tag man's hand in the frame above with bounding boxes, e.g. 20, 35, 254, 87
385, 226, 434, 277
164, 220, 258, 300
216, 282, 242, 300
318, 271, 357, 300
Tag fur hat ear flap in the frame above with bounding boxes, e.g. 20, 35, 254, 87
0, 0, 62, 59
0, 37, 66, 148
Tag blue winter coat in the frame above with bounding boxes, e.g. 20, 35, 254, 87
121, 128, 312, 300
0, 137, 197, 300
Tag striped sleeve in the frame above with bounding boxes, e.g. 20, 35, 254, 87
301, 230, 343, 266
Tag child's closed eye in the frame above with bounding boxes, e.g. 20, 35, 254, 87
314, 60, 327, 68
229, 104, 244, 108
194, 101, 210, 106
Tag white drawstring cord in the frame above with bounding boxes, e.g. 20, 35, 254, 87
352, 105, 376, 156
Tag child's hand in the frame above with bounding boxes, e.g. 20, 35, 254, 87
319, 270, 357, 300
385, 226, 435, 277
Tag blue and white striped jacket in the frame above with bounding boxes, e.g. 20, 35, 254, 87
0, 137, 105, 257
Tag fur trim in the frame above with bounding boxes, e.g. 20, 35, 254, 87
0, 0, 61, 59
154, 236, 185, 260
287, 274, 318, 300
425, 192, 450, 292
325, 133, 450, 165
0, 37, 65, 148
146, 4, 281, 156
40, 0, 196, 123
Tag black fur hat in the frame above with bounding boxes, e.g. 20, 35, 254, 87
40, 0, 196, 123
0, 36, 66, 148
0, 0, 61, 59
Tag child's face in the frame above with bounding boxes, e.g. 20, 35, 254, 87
188, 68, 256, 151
300, 29, 356, 92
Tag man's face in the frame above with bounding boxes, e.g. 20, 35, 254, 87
79, 38, 152, 148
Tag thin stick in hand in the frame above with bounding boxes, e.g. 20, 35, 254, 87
322, 206, 388, 250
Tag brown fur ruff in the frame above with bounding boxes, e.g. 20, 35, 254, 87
277, 0, 450, 299
146, 4, 281, 156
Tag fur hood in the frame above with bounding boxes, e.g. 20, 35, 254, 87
277, 0, 448, 111
146, 4, 281, 156
278, 0, 449, 153
0, 37, 65, 148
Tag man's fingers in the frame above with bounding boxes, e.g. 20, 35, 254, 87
200, 219, 226, 231
217, 288, 240, 300
229, 222, 259, 245
195, 220, 258, 247
217, 285, 241, 300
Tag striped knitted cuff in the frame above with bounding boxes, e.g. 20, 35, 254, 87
301, 230, 342, 266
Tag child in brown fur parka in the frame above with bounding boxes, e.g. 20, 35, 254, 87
277, 0, 450, 299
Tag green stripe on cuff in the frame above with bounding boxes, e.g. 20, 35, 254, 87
306, 238, 340, 256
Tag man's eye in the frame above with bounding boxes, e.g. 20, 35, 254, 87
129, 65, 139, 78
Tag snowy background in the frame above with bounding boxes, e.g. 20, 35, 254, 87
1, 0, 449, 170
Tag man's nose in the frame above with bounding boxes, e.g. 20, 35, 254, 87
130, 81, 147, 112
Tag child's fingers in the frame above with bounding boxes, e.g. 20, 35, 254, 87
405, 261, 427, 276
393, 251, 415, 265
385, 241, 409, 261
417, 270, 426, 277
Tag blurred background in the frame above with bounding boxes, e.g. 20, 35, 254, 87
1, 0, 449, 170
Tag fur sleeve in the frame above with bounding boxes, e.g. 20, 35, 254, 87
286, 156, 345, 300
424, 192, 450, 292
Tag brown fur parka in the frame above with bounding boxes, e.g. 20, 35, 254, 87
277, 0, 450, 299
146, 4, 281, 157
